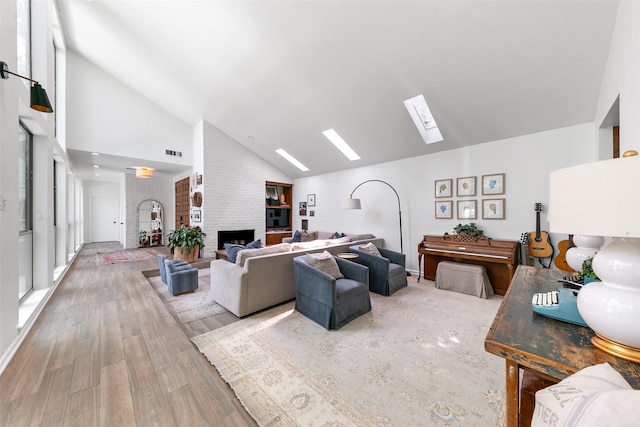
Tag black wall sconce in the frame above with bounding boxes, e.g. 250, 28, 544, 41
1, 60, 53, 113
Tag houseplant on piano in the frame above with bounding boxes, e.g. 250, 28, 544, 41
166, 225, 207, 263
443, 223, 486, 243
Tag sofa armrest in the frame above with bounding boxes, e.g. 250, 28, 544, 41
378, 247, 406, 267
335, 256, 369, 285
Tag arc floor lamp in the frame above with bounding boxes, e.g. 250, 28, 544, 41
1, 60, 54, 113
343, 179, 404, 254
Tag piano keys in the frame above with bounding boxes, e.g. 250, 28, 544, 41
418, 235, 520, 295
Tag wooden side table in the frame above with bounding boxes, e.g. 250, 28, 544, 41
336, 252, 358, 260
485, 265, 640, 427
215, 249, 228, 261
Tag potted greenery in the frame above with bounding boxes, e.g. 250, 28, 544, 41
579, 257, 600, 283
452, 223, 484, 237
166, 225, 207, 263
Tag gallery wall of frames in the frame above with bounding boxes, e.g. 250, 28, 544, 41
434, 173, 505, 220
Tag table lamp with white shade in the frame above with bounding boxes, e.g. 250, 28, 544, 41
549, 153, 640, 362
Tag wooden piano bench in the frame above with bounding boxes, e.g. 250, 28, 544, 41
435, 261, 495, 298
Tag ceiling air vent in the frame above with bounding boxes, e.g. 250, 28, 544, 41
165, 149, 183, 157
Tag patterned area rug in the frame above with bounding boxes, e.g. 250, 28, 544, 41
152, 269, 227, 323
96, 248, 160, 265
192, 281, 505, 426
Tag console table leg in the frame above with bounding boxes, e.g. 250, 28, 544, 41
505, 359, 520, 427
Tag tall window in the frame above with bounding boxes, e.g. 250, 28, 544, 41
16, 0, 31, 77
18, 124, 32, 232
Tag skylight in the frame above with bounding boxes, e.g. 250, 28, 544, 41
403, 94, 443, 144
276, 149, 309, 172
322, 129, 361, 161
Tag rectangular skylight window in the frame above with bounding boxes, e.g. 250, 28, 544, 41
322, 129, 361, 161
403, 94, 444, 144
276, 148, 309, 172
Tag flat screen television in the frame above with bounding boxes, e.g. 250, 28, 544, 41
266, 209, 290, 229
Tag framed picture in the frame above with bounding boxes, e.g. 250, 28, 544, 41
193, 210, 201, 222
307, 194, 316, 206
301, 219, 309, 231
482, 173, 505, 195
310, 210, 315, 217
299, 201, 307, 216
434, 179, 452, 198
456, 176, 477, 197
457, 200, 477, 219
265, 185, 278, 200
482, 198, 505, 220
435, 201, 453, 219
196, 174, 203, 186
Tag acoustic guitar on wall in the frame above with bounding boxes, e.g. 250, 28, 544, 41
528, 203, 554, 258
554, 234, 576, 272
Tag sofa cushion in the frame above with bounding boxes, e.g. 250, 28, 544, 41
236, 243, 292, 267
225, 239, 262, 263
358, 242, 382, 257
300, 231, 319, 242
325, 236, 351, 246
306, 250, 344, 279
290, 240, 328, 251
317, 231, 335, 240
349, 233, 375, 242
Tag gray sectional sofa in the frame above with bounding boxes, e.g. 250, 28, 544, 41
209, 233, 383, 317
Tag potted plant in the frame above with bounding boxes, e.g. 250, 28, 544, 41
138, 230, 148, 247
452, 223, 484, 237
579, 257, 600, 283
166, 225, 207, 263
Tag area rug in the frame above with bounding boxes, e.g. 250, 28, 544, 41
192, 281, 505, 426
96, 248, 160, 265
153, 269, 227, 323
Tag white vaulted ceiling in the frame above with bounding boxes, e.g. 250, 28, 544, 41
57, 0, 619, 180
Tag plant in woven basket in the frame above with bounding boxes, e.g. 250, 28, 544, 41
166, 225, 207, 260
452, 223, 484, 237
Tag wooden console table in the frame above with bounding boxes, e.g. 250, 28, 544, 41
485, 265, 640, 426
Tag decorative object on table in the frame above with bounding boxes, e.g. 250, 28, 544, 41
482, 198, 505, 219
456, 176, 476, 197
343, 179, 405, 254
434, 200, 453, 219
549, 154, 640, 362
565, 234, 604, 273
192, 210, 201, 222
307, 193, 316, 206
434, 178, 452, 198
265, 185, 278, 201
166, 224, 207, 263
192, 191, 203, 207
481, 173, 505, 195
527, 202, 554, 267
456, 200, 477, 220
578, 257, 600, 283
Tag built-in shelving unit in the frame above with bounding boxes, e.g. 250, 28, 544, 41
265, 181, 293, 245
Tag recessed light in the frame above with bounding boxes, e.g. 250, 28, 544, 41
92, 165, 100, 168
322, 129, 360, 161
276, 149, 309, 172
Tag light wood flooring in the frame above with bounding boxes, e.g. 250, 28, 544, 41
0, 242, 257, 426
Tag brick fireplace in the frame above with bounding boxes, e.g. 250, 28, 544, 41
217, 229, 256, 250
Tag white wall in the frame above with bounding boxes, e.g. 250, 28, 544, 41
293, 123, 595, 273
65, 52, 194, 166
202, 121, 292, 255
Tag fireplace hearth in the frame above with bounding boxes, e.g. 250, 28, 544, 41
218, 229, 255, 250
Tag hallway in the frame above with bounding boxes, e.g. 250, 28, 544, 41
0, 243, 256, 426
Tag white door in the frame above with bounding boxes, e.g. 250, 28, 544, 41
91, 196, 119, 242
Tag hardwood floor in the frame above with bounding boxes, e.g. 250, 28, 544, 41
0, 242, 257, 426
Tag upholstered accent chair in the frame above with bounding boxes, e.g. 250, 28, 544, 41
348, 244, 408, 296
157, 254, 190, 284
293, 254, 371, 330
164, 258, 199, 295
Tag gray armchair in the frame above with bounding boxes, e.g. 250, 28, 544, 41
348, 245, 407, 296
157, 254, 190, 284
164, 259, 199, 296
293, 255, 371, 330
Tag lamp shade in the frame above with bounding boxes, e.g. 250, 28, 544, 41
549, 156, 640, 238
30, 83, 53, 113
342, 198, 362, 210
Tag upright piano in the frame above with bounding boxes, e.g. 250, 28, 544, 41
418, 234, 520, 295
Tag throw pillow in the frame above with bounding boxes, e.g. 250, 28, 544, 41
306, 250, 344, 279
359, 242, 381, 257
292, 230, 302, 243
224, 239, 262, 263
333, 232, 346, 238
300, 231, 318, 242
